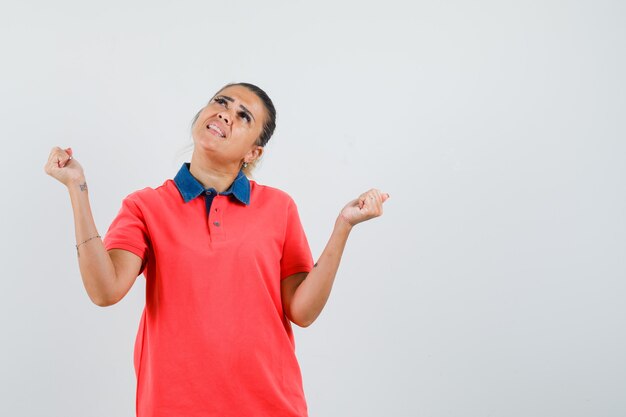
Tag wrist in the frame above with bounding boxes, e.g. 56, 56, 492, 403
336, 213, 354, 232
66, 176, 87, 190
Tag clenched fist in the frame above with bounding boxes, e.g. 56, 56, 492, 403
339, 188, 390, 227
44, 146, 85, 187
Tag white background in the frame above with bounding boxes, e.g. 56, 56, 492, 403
1, 1, 624, 416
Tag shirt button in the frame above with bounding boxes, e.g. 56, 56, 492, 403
213, 221, 220, 227
205, 190, 212, 195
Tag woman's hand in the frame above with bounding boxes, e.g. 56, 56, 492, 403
44, 146, 85, 187
339, 188, 390, 227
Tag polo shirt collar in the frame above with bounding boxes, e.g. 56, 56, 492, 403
173, 162, 250, 205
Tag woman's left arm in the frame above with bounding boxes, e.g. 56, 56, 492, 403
283, 188, 390, 327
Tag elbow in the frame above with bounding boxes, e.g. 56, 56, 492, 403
287, 298, 318, 328
293, 319, 312, 328
292, 311, 316, 328
90, 293, 119, 308
84, 275, 121, 307
293, 319, 311, 328
92, 297, 113, 307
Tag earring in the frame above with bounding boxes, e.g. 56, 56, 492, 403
242, 161, 249, 168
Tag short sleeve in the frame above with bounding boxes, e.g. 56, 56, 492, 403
103, 195, 150, 273
280, 198, 314, 280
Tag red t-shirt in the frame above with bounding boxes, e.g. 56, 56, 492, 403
103, 164, 314, 417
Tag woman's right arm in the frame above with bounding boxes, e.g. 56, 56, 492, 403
68, 178, 142, 306
46, 147, 142, 307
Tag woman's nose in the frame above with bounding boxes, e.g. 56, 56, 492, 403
218, 112, 231, 125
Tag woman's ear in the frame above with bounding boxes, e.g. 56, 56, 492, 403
246, 145, 264, 164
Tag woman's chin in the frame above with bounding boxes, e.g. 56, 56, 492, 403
195, 136, 222, 151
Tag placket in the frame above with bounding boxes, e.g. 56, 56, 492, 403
204, 190, 225, 241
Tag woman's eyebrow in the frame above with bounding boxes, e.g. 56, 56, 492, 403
216, 95, 256, 122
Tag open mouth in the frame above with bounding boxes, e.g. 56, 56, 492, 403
206, 123, 226, 138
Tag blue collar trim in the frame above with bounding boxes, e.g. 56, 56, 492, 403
173, 162, 250, 205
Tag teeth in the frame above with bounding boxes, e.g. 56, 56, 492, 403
207, 123, 225, 138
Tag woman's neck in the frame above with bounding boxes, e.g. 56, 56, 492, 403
189, 153, 240, 193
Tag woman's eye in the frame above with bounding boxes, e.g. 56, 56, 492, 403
213, 98, 250, 122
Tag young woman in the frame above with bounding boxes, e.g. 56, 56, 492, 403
44, 82, 389, 417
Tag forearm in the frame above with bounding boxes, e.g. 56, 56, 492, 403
67, 177, 117, 306
291, 215, 352, 326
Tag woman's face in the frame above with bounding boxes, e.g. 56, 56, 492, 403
191, 85, 267, 168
